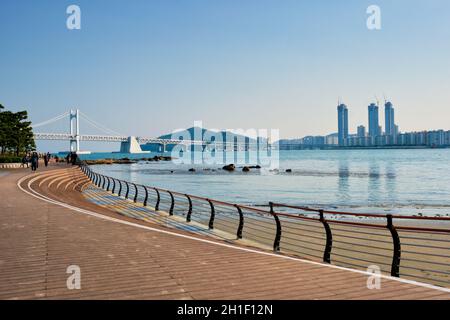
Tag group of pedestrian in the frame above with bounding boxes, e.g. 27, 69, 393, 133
21, 152, 52, 171
20, 151, 78, 171
65, 151, 79, 165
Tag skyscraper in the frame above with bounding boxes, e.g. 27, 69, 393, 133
337, 103, 348, 146
357, 125, 366, 137
385, 101, 395, 136
368, 103, 380, 137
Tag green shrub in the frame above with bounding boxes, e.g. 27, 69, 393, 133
0, 156, 22, 163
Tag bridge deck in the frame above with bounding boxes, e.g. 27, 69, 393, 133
1, 165, 449, 300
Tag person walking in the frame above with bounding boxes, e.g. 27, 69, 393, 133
44, 153, 49, 167
70, 152, 78, 165
30, 152, 39, 171
21, 154, 29, 168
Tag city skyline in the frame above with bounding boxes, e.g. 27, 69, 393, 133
329, 98, 449, 148
338, 98, 400, 138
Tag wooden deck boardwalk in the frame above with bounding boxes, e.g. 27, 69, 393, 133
1, 165, 449, 300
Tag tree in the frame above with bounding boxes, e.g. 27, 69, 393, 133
11, 111, 35, 156
0, 104, 7, 153
0, 104, 35, 155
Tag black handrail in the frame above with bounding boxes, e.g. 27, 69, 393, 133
118, 180, 122, 197
154, 187, 160, 211
208, 199, 215, 230
125, 181, 129, 199
270, 202, 281, 252
168, 191, 174, 215
112, 178, 116, 194
319, 210, 333, 264
106, 176, 111, 192
143, 186, 149, 206
387, 214, 401, 277
133, 184, 138, 203
235, 205, 244, 239
185, 194, 192, 222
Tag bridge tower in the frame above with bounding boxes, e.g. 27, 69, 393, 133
69, 109, 80, 152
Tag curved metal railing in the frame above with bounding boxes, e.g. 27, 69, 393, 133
79, 163, 450, 288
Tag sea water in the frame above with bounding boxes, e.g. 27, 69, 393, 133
81, 149, 450, 216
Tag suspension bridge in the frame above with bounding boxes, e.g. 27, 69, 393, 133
32, 109, 271, 153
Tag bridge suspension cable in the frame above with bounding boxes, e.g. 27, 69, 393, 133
32, 111, 70, 128
79, 111, 123, 136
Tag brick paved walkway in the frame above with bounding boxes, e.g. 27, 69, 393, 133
1, 165, 449, 300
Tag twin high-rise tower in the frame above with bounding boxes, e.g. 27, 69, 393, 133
337, 100, 397, 146
368, 103, 380, 137
384, 101, 395, 136
337, 103, 348, 146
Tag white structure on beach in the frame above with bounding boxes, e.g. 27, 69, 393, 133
119, 136, 150, 154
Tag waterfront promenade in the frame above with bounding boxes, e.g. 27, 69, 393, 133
1, 165, 450, 300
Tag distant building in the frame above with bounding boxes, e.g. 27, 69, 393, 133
445, 130, 450, 145
326, 133, 339, 146
302, 136, 325, 147
384, 101, 395, 136
357, 125, 366, 138
427, 130, 445, 147
337, 104, 349, 146
368, 103, 380, 137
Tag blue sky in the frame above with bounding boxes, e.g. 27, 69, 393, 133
1, 0, 450, 151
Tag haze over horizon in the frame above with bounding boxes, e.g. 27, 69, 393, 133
1, 0, 450, 152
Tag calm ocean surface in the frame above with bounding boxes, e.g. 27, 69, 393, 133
81, 149, 450, 216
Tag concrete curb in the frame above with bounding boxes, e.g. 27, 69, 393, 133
0, 163, 25, 169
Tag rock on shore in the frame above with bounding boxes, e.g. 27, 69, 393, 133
222, 164, 235, 171
84, 156, 174, 165
84, 158, 136, 165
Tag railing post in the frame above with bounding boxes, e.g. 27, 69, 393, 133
102, 175, 106, 189
106, 176, 111, 192
125, 181, 130, 199
168, 191, 174, 215
118, 180, 122, 196
111, 178, 116, 194
133, 184, 138, 203
235, 205, 244, 239
387, 214, 401, 277
270, 202, 281, 252
143, 186, 149, 206
154, 188, 160, 211
185, 194, 192, 222
319, 210, 333, 263
207, 199, 215, 229
95, 174, 99, 186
